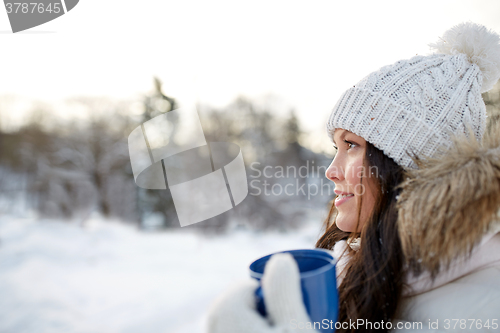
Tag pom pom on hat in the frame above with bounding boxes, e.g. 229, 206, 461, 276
429, 22, 500, 92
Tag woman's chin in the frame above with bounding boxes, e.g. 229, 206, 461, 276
336, 215, 356, 233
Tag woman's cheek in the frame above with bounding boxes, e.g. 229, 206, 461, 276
347, 160, 363, 185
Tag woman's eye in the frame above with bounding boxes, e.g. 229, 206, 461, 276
344, 140, 357, 149
333, 145, 338, 151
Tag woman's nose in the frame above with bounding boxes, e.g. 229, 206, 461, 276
325, 157, 344, 182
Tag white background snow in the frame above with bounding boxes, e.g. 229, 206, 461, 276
0, 213, 325, 333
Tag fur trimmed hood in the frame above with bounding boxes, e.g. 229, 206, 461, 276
397, 120, 500, 277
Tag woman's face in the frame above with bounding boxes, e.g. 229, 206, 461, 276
325, 129, 378, 232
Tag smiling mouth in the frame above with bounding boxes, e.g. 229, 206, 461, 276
335, 193, 354, 207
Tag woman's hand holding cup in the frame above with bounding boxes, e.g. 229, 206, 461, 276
206, 253, 319, 333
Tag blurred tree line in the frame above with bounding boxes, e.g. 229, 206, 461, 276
2, 81, 499, 232
0, 78, 333, 232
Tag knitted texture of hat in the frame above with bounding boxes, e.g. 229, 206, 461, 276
327, 22, 500, 168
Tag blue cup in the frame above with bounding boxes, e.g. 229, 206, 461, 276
249, 249, 338, 333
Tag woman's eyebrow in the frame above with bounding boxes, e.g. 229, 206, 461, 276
332, 131, 347, 145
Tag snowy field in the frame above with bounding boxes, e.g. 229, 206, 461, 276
0, 214, 324, 333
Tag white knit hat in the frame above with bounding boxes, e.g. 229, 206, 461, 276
327, 22, 500, 168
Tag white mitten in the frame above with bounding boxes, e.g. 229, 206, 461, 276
206, 253, 318, 333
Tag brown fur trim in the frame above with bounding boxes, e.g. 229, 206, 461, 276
397, 121, 500, 277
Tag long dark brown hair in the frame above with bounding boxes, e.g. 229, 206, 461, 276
316, 141, 406, 332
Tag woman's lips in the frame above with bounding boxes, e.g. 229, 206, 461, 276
334, 193, 354, 207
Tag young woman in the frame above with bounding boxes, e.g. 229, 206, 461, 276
207, 22, 500, 332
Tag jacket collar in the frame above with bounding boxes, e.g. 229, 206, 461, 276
403, 231, 500, 296
396, 122, 500, 277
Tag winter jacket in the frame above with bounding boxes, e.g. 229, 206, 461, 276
393, 122, 500, 332
393, 233, 500, 332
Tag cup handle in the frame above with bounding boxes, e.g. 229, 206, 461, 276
254, 285, 267, 317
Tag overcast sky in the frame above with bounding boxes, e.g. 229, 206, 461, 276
1, 0, 500, 151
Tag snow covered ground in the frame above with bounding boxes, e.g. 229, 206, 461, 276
0, 214, 325, 333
